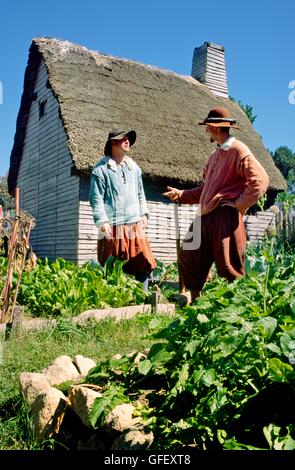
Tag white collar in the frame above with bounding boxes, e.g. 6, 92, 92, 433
102, 155, 134, 171
218, 136, 236, 151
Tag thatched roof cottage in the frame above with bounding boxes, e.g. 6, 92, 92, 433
8, 38, 286, 263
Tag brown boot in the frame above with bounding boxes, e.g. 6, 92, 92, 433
171, 291, 191, 307
172, 290, 200, 307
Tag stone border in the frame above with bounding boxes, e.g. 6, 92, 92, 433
0, 303, 175, 333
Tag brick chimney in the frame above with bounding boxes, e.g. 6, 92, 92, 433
191, 42, 228, 99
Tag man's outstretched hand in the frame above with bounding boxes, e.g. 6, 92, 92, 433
163, 186, 183, 202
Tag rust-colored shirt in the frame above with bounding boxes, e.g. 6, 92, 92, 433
179, 138, 269, 215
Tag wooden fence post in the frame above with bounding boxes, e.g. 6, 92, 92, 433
5, 305, 24, 340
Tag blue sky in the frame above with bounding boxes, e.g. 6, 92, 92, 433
0, 0, 294, 177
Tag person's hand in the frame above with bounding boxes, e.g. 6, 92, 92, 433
141, 215, 148, 229
100, 222, 112, 238
200, 193, 222, 215
162, 186, 183, 202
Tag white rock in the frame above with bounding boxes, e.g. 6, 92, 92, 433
104, 404, 140, 433
19, 372, 51, 406
73, 355, 96, 376
42, 355, 80, 385
112, 354, 122, 360
111, 427, 154, 450
31, 387, 67, 441
69, 385, 102, 428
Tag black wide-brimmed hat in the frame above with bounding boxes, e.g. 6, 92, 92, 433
198, 107, 239, 128
104, 129, 137, 156
107, 129, 136, 145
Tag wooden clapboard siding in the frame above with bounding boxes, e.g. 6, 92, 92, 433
146, 201, 200, 262
244, 211, 276, 244
77, 184, 98, 264
16, 59, 79, 262
77, 176, 278, 265
77, 177, 200, 265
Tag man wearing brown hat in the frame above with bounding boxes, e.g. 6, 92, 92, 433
164, 107, 269, 305
89, 129, 156, 291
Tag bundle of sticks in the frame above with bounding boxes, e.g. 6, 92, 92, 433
0, 188, 36, 324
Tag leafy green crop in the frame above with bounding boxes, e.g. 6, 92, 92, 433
85, 238, 295, 449
1, 256, 147, 317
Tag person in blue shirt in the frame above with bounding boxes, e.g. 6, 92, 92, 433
89, 129, 156, 291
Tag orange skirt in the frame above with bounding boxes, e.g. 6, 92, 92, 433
97, 222, 156, 277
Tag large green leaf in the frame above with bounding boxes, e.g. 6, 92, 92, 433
174, 363, 190, 389
185, 341, 198, 357
89, 385, 128, 428
256, 317, 277, 340
280, 331, 295, 361
149, 349, 173, 367
267, 358, 294, 382
215, 306, 247, 324
201, 369, 217, 387
263, 424, 295, 450
138, 359, 152, 376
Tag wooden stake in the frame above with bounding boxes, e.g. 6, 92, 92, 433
174, 204, 185, 293
15, 187, 20, 216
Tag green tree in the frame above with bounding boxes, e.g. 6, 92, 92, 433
229, 96, 257, 124
271, 146, 295, 189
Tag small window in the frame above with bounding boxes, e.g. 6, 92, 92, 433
39, 99, 47, 119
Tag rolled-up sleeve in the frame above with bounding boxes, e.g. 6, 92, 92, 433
179, 186, 203, 204
235, 155, 269, 214
89, 172, 109, 227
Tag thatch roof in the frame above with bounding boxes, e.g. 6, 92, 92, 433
8, 37, 286, 192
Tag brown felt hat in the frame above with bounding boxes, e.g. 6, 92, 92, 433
198, 107, 239, 128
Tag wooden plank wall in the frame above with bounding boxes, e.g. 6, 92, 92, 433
77, 177, 97, 265
146, 201, 200, 262
191, 42, 228, 99
17, 60, 80, 262
244, 211, 276, 244
77, 194, 282, 266
78, 198, 198, 265
191, 43, 207, 83
273, 205, 295, 242
77, 182, 200, 265
204, 43, 228, 99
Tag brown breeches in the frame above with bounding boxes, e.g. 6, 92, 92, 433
97, 222, 156, 278
179, 206, 247, 292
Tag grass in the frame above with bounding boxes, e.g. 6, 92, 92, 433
0, 314, 159, 450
